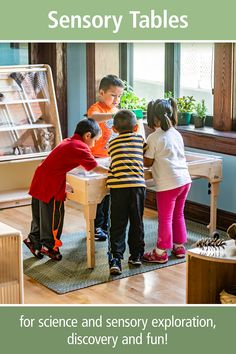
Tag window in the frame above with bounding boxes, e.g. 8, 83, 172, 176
125, 42, 236, 155
132, 43, 214, 115
0, 43, 28, 66
180, 43, 214, 115
133, 43, 165, 101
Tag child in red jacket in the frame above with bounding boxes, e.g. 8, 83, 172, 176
24, 118, 108, 261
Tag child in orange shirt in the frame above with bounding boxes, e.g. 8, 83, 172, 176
87, 75, 124, 241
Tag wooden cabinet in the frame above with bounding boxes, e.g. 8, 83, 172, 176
0, 64, 62, 208
0, 222, 23, 304
186, 240, 236, 304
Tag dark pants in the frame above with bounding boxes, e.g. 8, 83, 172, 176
95, 194, 110, 231
28, 197, 64, 249
109, 187, 146, 259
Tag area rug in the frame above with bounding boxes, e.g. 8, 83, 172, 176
23, 218, 226, 294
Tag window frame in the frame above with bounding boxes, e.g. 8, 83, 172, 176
122, 42, 236, 156
29, 43, 68, 138
165, 43, 180, 98
179, 43, 236, 156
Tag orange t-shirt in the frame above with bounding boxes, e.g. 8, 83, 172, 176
87, 101, 117, 157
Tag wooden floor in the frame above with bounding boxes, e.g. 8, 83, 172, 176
0, 202, 186, 304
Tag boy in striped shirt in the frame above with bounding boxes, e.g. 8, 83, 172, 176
107, 109, 146, 275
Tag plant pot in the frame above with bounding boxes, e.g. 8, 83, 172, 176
132, 109, 143, 119
194, 115, 206, 128
132, 109, 146, 138
177, 112, 191, 126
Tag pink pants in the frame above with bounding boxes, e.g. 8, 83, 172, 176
156, 183, 191, 250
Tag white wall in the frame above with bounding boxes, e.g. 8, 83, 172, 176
67, 43, 87, 136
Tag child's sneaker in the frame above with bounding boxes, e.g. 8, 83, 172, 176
109, 258, 122, 275
128, 256, 142, 266
142, 249, 168, 263
172, 245, 186, 258
94, 227, 107, 241
23, 238, 44, 259
41, 246, 62, 261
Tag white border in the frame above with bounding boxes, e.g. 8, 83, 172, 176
0, 39, 235, 308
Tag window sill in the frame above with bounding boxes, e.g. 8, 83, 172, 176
177, 124, 236, 138
177, 125, 236, 156
144, 121, 236, 155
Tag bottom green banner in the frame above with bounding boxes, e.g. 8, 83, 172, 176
0, 306, 234, 354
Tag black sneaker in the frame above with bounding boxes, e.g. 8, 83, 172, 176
41, 246, 62, 261
101, 226, 108, 235
109, 258, 122, 275
94, 227, 107, 241
128, 256, 142, 266
23, 238, 44, 259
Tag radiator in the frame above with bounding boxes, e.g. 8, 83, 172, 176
0, 222, 24, 304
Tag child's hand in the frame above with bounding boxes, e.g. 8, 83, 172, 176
66, 182, 73, 193
144, 157, 154, 167
92, 165, 109, 175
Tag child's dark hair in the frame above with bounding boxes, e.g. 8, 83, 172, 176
113, 109, 137, 133
99, 75, 124, 91
147, 98, 177, 131
74, 118, 100, 138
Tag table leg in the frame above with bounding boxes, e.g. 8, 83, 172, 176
83, 204, 97, 269
208, 181, 220, 234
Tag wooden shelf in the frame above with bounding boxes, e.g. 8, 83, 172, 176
0, 98, 49, 105
0, 66, 46, 73
0, 151, 48, 162
0, 123, 53, 132
0, 280, 19, 287
0, 221, 23, 304
0, 189, 31, 208
0, 282, 21, 304
186, 240, 236, 304
0, 64, 62, 208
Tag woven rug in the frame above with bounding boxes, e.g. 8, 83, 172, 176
23, 218, 226, 294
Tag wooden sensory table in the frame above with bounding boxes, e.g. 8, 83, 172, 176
66, 152, 222, 269
186, 239, 236, 303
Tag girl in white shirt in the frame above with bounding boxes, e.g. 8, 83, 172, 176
143, 98, 191, 264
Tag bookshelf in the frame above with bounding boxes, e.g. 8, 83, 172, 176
0, 64, 62, 208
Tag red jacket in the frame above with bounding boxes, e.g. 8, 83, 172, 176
29, 134, 98, 203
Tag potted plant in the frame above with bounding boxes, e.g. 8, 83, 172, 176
193, 99, 207, 128
120, 81, 147, 112
176, 95, 195, 125
164, 91, 173, 99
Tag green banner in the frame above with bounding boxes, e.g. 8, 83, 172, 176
0, 306, 235, 354
0, 0, 235, 40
